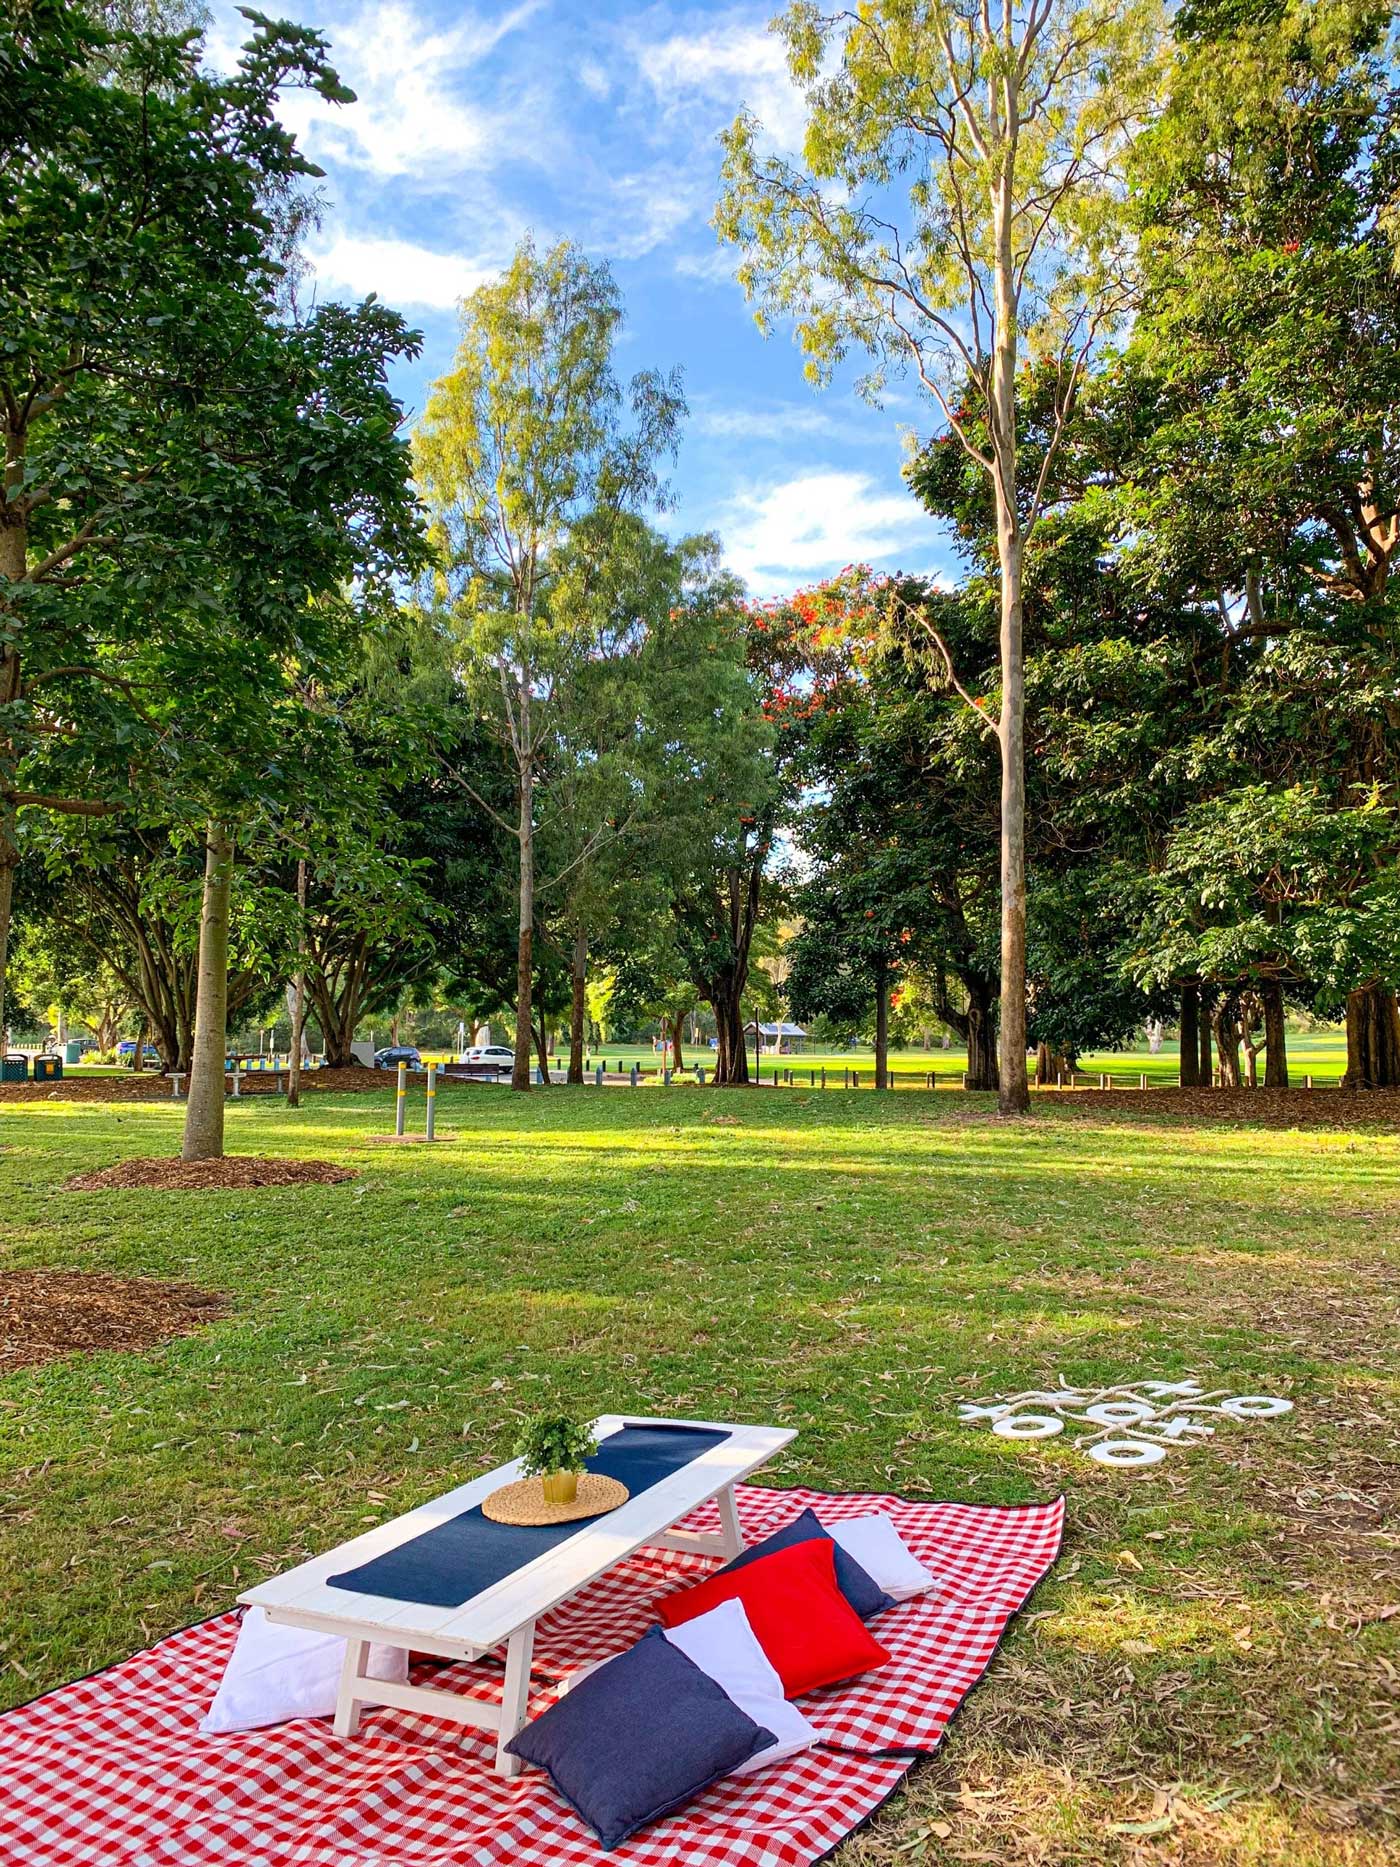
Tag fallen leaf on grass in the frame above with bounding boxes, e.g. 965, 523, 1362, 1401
892, 1820, 953, 1851
1111, 1813, 1176, 1837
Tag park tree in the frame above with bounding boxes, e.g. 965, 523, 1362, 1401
7, 914, 134, 1054
1106, 0, 1400, 1083
786, 876, 915, 1091
524, 524, 752, 1086
1134, 787, 1400, 1090
415, 237, 685, 1091
2, 1, 426, 1163
15, 816, 288, 1070
716, 0, 1166, 1112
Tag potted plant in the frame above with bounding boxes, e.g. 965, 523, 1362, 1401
513, 1413, 598, 1505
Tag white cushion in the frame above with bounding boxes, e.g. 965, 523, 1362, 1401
200, 1607, 409, 1734
662, 1599, 817, 1775
827, 1514, 937, 1603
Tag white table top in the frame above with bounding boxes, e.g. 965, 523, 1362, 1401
240, 1414, 794, 1656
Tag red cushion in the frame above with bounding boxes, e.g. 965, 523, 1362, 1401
655, 1536, 891, 1697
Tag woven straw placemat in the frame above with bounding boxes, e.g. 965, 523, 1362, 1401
481, 1473, 629, 1527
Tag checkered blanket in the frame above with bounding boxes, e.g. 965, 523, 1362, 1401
0, 1487, 1064, 1867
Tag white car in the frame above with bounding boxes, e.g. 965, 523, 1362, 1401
466, 1045, 515, 1069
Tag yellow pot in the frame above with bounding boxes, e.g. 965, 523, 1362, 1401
541, 1469, 579, 1505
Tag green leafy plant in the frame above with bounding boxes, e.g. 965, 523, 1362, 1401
513, 1413, 598, 1479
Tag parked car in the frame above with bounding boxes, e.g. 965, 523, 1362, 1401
372, 1045, 421, 1069
466, 1044, 515, 1069
116, 1040, 161, 1063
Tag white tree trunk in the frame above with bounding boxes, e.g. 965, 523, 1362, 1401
182, 822, 233, 1161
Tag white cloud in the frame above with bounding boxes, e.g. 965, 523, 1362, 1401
308, 233, 498, 310
209, 1, 545, 182
675, 244, 741, 285
605, 169, 707, 259
719, 469, 929, 592
634, 16, 809, 151
578, 58, 612, 99
692, 401, 840, 440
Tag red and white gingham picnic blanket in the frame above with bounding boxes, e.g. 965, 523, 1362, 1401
0, 1487, 1064, 1867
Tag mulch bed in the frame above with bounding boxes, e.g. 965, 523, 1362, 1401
0, 1074, 175, 1104
0, 1270, 229, 1375
63, 1156, 359, 1191
1034, 1086, 1400, 1125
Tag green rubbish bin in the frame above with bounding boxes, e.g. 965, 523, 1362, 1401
2, 1055, 29, 1082
33, 1054, 62, 1081
64, 1040, 83, 1066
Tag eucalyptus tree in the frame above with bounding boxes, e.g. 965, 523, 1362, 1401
716, 0, 1166, 1111
416, 238, 685, 1091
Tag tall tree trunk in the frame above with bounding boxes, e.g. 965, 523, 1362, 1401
994, 522, 1028, 1115
1198, 989, 1214, 1086
511, 725, 534, 1093
0, 460, 24, 1058
1262, 981, 1288, 1088
874, 959, 889, 1090
288, 857, 307, 1108
1212, 997, 1241, 1090
0, 829, 15, 1060
1034, 1040, 1051, 1086
991, 167, 1029, 1118
710, 980, 749, 1085
670, 1014, 684, 1073
1179, 982, 1200, 1087
534, 1009, 550, 1085
1242, 1024, 1260, 1088
965, 982, 997, 1090
567, 925, 587, 1084
1342, 983, 1400, 1088
182, 822, 233, 1162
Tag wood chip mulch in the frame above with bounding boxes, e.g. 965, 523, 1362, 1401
0, 1270, 230, 1374
62, 1155, 359, 1191
1034, 1085, 1400, 1126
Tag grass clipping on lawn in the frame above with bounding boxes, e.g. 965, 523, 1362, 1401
63, 1156, 359, 1191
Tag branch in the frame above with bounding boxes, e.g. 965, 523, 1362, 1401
889, 588, 998, 739
5, 790, 127, 817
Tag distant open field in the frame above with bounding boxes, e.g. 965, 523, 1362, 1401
541, 1030, 1352, 1088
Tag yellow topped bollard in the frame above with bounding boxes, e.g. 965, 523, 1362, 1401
395, 1062, 407, 1137
425, 1063, 437, 1140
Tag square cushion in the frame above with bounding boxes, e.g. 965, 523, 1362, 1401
655, 1536, 891, 1697
505, 1625, 774, 1850
716, 1505, 895, 1619
828, 1512, 938, 1603
663, 1598, 817, 1775
199, 1608, 408, 1734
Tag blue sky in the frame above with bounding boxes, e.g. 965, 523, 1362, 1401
204, 0, 957, 596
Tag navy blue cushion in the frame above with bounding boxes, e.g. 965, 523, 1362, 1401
717, 1507, 896, 1619
505, 1626, 775, 1851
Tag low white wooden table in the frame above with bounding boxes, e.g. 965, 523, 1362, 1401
240, 1414, 794, 1775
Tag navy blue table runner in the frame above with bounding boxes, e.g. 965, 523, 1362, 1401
328, 1422, 730, 1610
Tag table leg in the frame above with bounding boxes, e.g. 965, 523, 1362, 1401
716, 1482, 745, 1559
333, 1636, 370, 1738
495, 1620, 535, 1776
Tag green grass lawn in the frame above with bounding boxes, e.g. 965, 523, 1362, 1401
1, 1085, 1395, 1864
